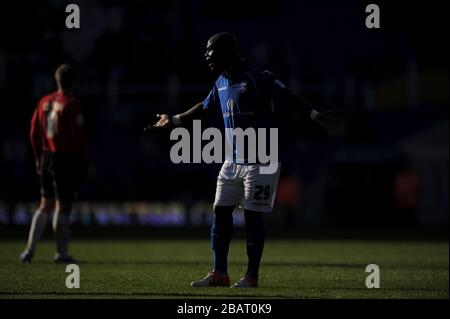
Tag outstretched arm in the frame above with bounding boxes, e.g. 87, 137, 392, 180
258, 70, 346, 137
30, 106, 42, 175
280, 90, 346, 137
146, 102, 204, 131
279, 90, 316, 120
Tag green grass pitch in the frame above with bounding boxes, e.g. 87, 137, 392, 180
0, 239, 448, 299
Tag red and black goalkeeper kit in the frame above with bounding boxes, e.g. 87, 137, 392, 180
30, 91, 89, 201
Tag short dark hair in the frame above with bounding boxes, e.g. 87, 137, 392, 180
55, 64, 79, 90
208, 32, 239, 55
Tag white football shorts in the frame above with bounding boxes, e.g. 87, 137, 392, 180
213, 161, 281, 212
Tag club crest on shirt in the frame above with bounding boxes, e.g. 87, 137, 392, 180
43, 101, 63, 112
226, 98, 234, 112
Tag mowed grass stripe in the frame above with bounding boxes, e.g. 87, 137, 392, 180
0, 240, 447, 299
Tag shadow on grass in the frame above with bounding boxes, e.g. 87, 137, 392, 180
0, 291, 297, 299
0, 287, 447, 299
276, 287, 449, 293
4, 259, 448, 271
65, 260, 449, 271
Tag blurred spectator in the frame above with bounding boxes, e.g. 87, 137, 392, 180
275, 174, 302, 225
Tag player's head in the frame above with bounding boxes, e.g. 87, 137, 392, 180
205, 32, 241, 73
55, 64, 79, 92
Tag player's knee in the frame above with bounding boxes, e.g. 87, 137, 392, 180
213, 206, 234, 227
211, 206, 234, 238
52, 201, 71, 230
213, 205, 234, 215
39, 197, 55, 213
52, 212, 70, 231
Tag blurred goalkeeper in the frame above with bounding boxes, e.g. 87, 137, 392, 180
20, 64, 94, 264
148, 32, 344, 287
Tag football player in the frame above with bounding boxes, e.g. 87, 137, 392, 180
20, 64, 94, 264
149, 33, 344, 287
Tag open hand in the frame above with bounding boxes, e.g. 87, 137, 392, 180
144, 114, 173, 132
314, 110, 347, 137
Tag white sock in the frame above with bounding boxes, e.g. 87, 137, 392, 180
26, 209, 48, 252
52, 211, 71, 257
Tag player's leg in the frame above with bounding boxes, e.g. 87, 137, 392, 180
51, 154, 78, 263
191, 163, 243, 287
20, 152, 55, 263
211, 205, 235, 275
26, 197, 54, 252
52, 200, 76, 263
233, 163, 280, 287
240, 210, 266, 287
20, 196, 54, 263
191, 205, 235, 287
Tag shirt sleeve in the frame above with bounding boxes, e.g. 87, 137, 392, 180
258, 69, 313, 118
258, 70, 288, 100
202, 84, 219, 110
29, 103, 42, 161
